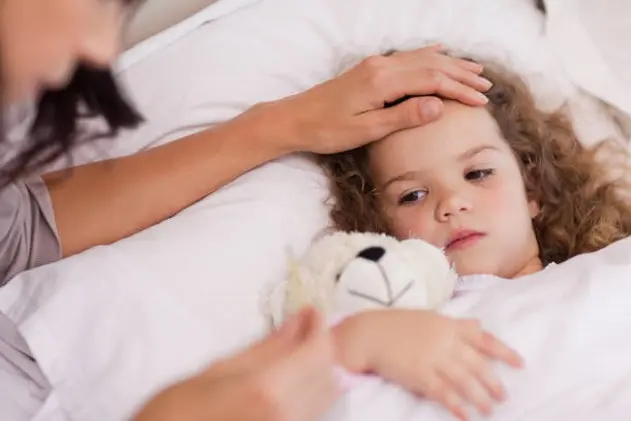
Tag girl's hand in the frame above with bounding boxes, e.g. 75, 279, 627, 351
335, 309, 523, 421
256, 45, 492, 156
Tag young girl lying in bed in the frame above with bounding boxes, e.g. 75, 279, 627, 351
325, 59, 631, 420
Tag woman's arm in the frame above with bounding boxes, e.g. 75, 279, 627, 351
44, 105, 283, 257
45, 47, 492, 257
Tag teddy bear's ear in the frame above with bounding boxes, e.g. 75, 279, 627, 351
259, 278, 287, 331
311, 226, 338, 243
259, 248, 305, 331
287, 256, 302, 285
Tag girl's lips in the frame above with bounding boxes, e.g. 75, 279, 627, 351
446, 231, 486, 252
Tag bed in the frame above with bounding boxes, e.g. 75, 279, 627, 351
1, 0, 631, 420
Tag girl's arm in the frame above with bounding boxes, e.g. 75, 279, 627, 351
332, 309, 523, 421
43, 47, 491, 257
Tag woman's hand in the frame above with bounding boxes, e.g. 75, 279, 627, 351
334, 309, 523, 421
258, 45, 492, 155
46, 46, 492, 259
132, 307, 339, 421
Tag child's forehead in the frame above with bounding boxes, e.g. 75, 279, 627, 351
435, 100, 499, 138
369, 102, 508, 182
374, 100, 504, 157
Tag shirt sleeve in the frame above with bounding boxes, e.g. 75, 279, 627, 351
0, 177, 61, 286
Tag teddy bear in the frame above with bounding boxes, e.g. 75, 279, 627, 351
264, 231, 459, 329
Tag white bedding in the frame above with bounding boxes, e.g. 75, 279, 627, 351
1, 0, 631, 420
325, 237, 631, 421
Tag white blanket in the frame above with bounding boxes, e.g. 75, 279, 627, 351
324, 236, 631, 421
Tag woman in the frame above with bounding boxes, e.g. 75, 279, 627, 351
0, 0, 492, 420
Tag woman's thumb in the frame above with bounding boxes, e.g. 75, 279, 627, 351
360, 96, 444, 142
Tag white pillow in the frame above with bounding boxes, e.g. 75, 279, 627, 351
1, 0, 628, 420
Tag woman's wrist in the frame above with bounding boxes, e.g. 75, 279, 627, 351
240, 99, 305, 157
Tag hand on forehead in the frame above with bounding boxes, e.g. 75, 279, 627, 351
369, 100, 508, 189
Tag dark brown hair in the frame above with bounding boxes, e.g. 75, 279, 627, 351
321, 62, 631, 265
0, 0, 145, 186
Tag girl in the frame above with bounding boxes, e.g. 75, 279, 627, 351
324, 62, 631, 420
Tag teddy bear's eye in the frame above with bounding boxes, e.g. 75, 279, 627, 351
335, 272, 342, 283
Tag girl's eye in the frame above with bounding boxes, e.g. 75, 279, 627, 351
465, 168, 494, 181
398, 190, 427, 205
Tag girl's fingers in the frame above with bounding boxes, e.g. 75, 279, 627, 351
440, 363, 494, 416
469, 330, 524, 368
424, 375, 470, 421
461, 346, 506, 401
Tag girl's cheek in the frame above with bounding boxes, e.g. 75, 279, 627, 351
391, 208, 434, 242
502, 188, 526, 213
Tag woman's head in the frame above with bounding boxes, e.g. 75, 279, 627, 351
0, 0, 143, 183
322, 62, 631, 278
1, 0, 139, 100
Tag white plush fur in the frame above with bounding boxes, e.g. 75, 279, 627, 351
266, 232, 458, 327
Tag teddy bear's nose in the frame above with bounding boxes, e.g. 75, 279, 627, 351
357, 246, 386, 262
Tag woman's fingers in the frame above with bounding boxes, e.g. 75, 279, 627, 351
383, 68, 489, 106
286, 355, 340, 421
264, 307, 340, 421
387, 45, 484, 74
355, 96, 444, 142
441, 64, 493, 92
432, 50, 485, 74
455, 58, 485, 73
382, 47, 490, 99
205, 308, 312, 379
278, 44, 494, 155
351, 47, 488, 110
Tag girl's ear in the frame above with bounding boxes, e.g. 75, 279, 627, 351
528, 199, 540, 219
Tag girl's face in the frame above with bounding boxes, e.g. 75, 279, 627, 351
369, 100, 542, 278
0, 0, 129, 102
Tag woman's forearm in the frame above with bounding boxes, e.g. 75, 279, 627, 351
44, 103, 287, 257
43, 48, 491, 258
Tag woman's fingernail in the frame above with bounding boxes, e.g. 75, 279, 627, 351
476, 92, 489, 104
478, 77, 493, 90
420, 100, 443, 119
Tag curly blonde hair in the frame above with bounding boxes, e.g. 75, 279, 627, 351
320, 62, 631, 265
